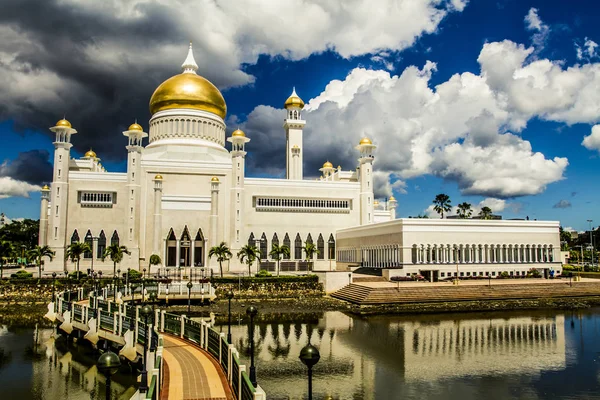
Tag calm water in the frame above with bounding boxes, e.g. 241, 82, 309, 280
0, 325, 138, 400
215, 308, 600, 400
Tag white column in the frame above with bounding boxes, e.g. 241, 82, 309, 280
39, 186, 50, 246
176, 239, 181, 268
153, 176, 163, 256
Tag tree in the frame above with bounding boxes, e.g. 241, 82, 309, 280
65, 242, 91, 279
237, 245, 259, 276
559, 226, 572, 250
28, 245, 55, 279
0, 219, 39, 249
0, 241, 13, 279
269, 244, 290, 277
433, 194, 452, 218
102, 244, 131, 277
457, 202, 473, 219
478, 206, 493, 220
208, 242, 232, 278
149, 254, 161, 275
302, 242, 319, 270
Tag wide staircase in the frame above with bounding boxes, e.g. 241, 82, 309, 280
331, 281, 600, 305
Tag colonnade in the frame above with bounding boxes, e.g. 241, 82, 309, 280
412, 243, 555, 265
358, 245, 402, 268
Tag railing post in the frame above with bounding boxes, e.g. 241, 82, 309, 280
200, 320, 206, 349
228, 344, 234, 382
113, 311, 118, 333
118, 311, 123, 336
97, 309, 102, 332
160, 310, 165, 332
219, 332, 225, 365
239, 365, 246, 400
154, 309, 160, 329
135, 306, 140, 343
180, 315, 185, 338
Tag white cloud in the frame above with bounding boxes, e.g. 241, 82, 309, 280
524, 7, 550, 54
582, 125, 600, 153
576, 38, 599, 61
424, 197, 506, 218
0, 177, 40, 199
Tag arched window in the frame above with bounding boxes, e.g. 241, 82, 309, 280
272, 233, 279, 247
328, 234, 336, 260
317, 234, 325, 260
70, 230, 80, 244
166, 229, 177, 267
283, 233, 291, 259
260, 232, 268, 260
294, 233, 303, 260
110, 231, 119, 246
84, 230, 93, 259
248, 232, 255, 248
180, 226, 191, 267
97, 230, 106, 259
194, 229, 205, 267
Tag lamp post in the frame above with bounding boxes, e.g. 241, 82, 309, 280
299, 344, 320, 400
348, 272, 351, 285
328, 238, 334, 271
97, 351, 121, 400
131, 283, 138, 304
246, 305, 258, 386
187, 281, 193, 314
141, 277, 146, 303
139, 304, 152, 393
52, 272, 57, 300
226, 290, 234, 343
588, 220, 595, 268
91, 236, 98, 274
20, 244, 26, 267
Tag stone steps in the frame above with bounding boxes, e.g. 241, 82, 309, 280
331, 282, 600, 305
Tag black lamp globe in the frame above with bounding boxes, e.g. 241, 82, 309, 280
299, 344, 320, 368
98, 351, 121, 375
141, 304, 153, 317
186, 281, 193, 289
246, 305, 258, 317
226, 290, 234, 300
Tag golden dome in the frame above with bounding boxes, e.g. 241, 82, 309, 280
211, 176, 220, 182
389, 195, 396, 201
55, 118, 72, 128
154, 174, 163, 180
84, 149, 97, 158
232, 128, 246, 137
359, 137, 373, 146
374, 200, 379, 205
128, 122, 143, 131
322, 161, 333, 169
42, 185, 49, 190
284, 88, 305, 109
149, 73, 227, 119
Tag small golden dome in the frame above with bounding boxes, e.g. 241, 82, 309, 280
359, 137, 373, 146
128, 122, 143, 131
389, 195, 396, 201
322, 161, 333, 169
211, 176, 220, 182
232, 128, 245, 137
84, 149, 97, 158
55, 118, 72, 128
149, 73, 227, 119
284, 88, 305, 109
374, 200, 379, 205
154, 174, 163, 180
42, 185, 49, 190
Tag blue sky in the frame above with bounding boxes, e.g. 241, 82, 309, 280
1, 0, 600, 231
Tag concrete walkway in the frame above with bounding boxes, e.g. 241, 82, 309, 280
355, 277, 596, 289
161, 335, 233, 400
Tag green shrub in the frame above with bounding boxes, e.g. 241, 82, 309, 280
128, 269, 142, 280
256, 269, 272, 278
499, 271, 510, 279
11, 270, 33, 279
213, 275, 318, 284
68, 271, 87, 280
526, 268, 542, 278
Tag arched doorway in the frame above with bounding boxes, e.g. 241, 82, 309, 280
166, 229, 177, 267
194, 229, 205, 267
180, 226, 192, 267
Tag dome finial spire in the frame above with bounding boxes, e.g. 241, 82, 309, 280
182, 41, 198, 74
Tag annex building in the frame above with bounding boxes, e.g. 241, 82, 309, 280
39, 44, 562, 278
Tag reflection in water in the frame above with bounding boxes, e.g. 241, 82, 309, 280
0, 325, 137, 400
222, 310, 600, 400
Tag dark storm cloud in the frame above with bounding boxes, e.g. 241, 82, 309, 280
0, 0, 240, 162
553, 199, 572, 209
0, 149, 53, 185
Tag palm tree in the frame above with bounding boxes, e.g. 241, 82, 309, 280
28, 245, 55, 279
237, 245, 259, 276
65, 242, 91, 279
0, 241, 13, 279
149, 254, 161, 276
102, 244, 131, 277
208, 242, 232, 278
269, 244, 290, 276
433, 194, 452, 218
302, 242, 319, 271
457, 202, 473, 219
479, 206, 493, 220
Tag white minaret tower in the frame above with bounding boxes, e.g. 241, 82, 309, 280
356, 137, 376, 225
38, 185, 50, 246
227, 129, 250, 252
389, 196, 398, 219
123, 122, 147, 263
48, 118, 77, 270
209, 176, 220, 269
283, 88, 306, 180
152, 174, 163, 262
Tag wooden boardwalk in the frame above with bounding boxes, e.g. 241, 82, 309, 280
161, 335, 234, 400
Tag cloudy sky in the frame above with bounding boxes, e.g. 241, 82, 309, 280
0, 0, 599, 231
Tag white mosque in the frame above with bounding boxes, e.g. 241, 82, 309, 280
39, 44, 562, 279
39, 43, 395, 273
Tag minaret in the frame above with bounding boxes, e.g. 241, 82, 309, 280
123, 122, 147, 250
38, 185, 50, 246
389, 196, 398, 219
283, 88, 306, 180
356, 137, 376, 225
227, 129, 250, 251
319, 161, 335, 180
48, 118, 77, 269
209, 177, 220, 268
152, 174, 163, 262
